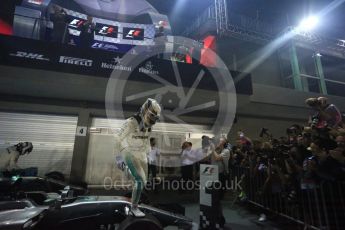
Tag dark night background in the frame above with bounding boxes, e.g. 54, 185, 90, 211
147, 0, 345, 37
0, 0, 344, 37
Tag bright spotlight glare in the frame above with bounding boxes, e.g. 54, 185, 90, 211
299, 16, 319, 31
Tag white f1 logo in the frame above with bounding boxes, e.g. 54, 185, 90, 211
69, 19, 83, 28
126, 30, 136, 38
99, 26, 109, 35
126, 29, 141, 38
70, 19, 80, 26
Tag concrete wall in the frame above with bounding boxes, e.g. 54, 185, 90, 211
228, 83, 345, 142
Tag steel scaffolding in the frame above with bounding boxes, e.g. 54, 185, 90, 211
286, 27, 345, 59
214, 0, 228, 35
182, 3, 345, 59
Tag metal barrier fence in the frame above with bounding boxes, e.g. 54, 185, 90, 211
230, 165, 345, 230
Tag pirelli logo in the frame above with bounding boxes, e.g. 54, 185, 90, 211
59, 56, 93, 67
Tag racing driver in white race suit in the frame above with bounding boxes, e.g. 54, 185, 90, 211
115, 98, 161, 217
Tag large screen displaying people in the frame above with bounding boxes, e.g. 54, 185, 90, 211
0, 0, 171, 53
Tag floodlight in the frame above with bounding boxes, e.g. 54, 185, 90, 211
298, 16, 319, 31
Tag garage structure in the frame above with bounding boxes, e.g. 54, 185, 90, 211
85, 117, 212, 186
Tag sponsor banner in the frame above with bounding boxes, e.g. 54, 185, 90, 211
59, 56, 93, 67
91, 42, 134, 53
123, 28, 144, 41
100, 56, 132, 72
91, 42, 119, 51
138, 60, 159, 75
0, 35, 253, 95
9, 51, 49, 61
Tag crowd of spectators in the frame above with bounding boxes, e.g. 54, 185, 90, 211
228, 97, 345, 229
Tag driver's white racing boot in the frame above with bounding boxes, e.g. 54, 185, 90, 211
130, 205, 145, 217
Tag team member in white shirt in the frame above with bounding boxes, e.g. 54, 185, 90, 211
181, 142, 195, 191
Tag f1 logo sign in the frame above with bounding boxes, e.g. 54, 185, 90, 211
69, 19, 84, 28
123, 28, 144, 40
126, 29, 141, 38
95, 24, 118, 38
99, 26, 114, 35
202, 167, 215, 175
